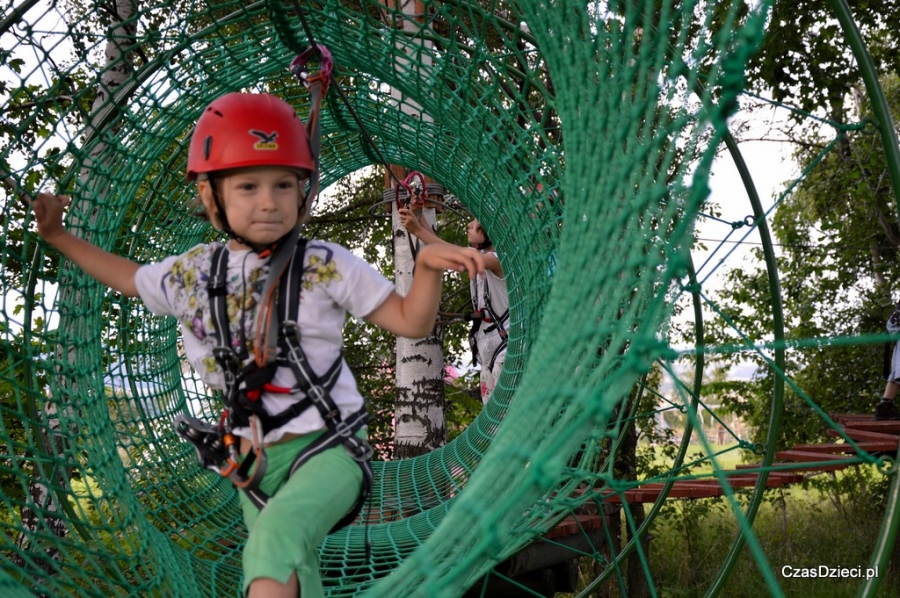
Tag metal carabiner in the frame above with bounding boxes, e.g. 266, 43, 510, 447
394, 171, 427, 210
174, 414, 229, 473
404, 171, 426, 207
394, 180, 414, 209
289, 44, 334, 89
228, 415, 268, 490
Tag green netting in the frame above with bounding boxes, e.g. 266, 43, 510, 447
2, 0, 900, 597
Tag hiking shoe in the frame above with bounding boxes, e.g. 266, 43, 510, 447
874, 399, 900, 421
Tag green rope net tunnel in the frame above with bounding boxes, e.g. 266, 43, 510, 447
2, 1, 900, 597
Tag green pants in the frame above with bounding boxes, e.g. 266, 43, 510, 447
238, 430, 364, 597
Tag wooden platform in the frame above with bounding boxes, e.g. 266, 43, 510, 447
545, 513, 606, 539
592, 413, 900, 505
497, 413, 900, 598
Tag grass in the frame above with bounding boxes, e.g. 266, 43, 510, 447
558, 450, 900, 597
639, 440, 754, 484
657, 484, 898, 597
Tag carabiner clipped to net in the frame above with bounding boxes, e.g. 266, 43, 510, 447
394, 170, 427, 209
289, 44, 333, 91
289, 44, 334, 211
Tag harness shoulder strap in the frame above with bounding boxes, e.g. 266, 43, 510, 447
258, 226, 302, 364
208, 245, 232, 348
276, 240, 358, 438
207, 244, 279, 429
478, 269, 509, 339
208, 245, 247, 400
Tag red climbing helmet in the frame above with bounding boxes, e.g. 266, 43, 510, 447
186, 92, 314, 180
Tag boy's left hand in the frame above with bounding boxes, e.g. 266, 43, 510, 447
31, 192, 71, 242
416, 243, 485, 279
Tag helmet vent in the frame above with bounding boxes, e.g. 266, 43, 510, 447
203, 136, 212, 159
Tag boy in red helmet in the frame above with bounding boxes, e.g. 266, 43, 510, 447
31, 92, 485, 598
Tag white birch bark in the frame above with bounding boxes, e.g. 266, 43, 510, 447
387, 0, 446, 459
392, 201, 446, 458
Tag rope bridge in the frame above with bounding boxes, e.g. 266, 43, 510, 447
2, 1, 898, 597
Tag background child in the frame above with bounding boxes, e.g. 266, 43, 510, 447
877, 301, 900, 420
399, 207, 509, 404
30, 92, 485, 598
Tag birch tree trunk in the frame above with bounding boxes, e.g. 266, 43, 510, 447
392, 176, 446, 458
383, 0, 447, 459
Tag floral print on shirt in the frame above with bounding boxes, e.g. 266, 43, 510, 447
156, 242, 343, 380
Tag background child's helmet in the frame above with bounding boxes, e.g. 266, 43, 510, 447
186, 92, 314, 180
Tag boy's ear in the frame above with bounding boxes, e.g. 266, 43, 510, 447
197, 180, 223, 231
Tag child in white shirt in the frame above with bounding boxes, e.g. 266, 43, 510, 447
31, 92, 485, 598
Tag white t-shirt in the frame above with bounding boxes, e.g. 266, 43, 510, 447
469, 250, 509, 365
135, 239, 395, 443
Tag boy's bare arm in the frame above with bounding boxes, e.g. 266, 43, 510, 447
31, 192, 140, 297
365, 243, 484, 338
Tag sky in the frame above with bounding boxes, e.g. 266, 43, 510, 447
695, 102, 798, 290
680, 102, 800, 381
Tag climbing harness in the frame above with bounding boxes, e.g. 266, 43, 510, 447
175, 230, 373, 531
468, 268, 509, 370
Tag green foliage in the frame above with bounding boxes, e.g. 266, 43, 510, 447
653, 495, 731, 591
445, 370, 482, 442
0, 328, 54, 505
703, 73, 900, 449
748, 0, 900, 123
5, 0, 879, 595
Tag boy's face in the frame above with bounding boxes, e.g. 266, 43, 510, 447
467, 219, 485, 247
200, 166, 305, 249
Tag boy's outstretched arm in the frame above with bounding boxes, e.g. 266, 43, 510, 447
365, 243, 484, 339
31, 192, 140, 297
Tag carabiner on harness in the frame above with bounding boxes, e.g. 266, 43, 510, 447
174, 414, 233, 474
174, 413, 269, 489
227, 415, 268, 489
